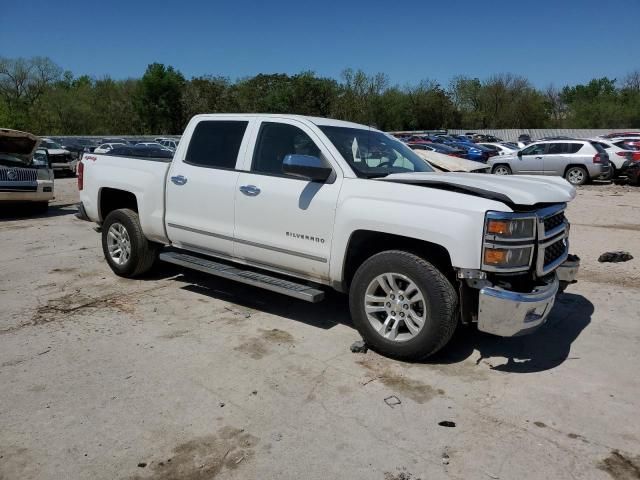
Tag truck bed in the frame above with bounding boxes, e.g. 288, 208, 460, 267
79, 152, 172, 244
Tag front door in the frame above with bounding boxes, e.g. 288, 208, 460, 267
515, 143, 546, 174
165, 118, 252, 258
233, 120, 341, 281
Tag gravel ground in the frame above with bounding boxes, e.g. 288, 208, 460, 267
1, 178, 639, 480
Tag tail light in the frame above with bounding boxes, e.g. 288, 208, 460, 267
593, 153, 602, 164
77, 161, 84, 190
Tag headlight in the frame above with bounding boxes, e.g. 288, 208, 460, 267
486, 218, 536, 240
483, 246, 533, 269
482, 212, 537, 272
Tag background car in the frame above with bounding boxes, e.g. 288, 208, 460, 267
472, 134, 503, 143
517, 133, 533, 147
488, 140, 609, 185
159, 139, 178, 150
449, 141, 497, 162
408, 142, 467, 158
589, 138, 640, 179
109, 145, 174, 158
477, 142, 519, 156
40, 138, 76, 176
94, 143, 127, 154
625, 160, 640, 185
101, 137, 130, 145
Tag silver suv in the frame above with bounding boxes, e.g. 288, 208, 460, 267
488, 140, 610, 185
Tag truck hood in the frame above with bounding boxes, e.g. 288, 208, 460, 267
413, 149, 488, 172
0, 128, 40, 156
379, 172, 576, 206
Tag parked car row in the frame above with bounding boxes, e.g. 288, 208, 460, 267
399, 130, 640, 187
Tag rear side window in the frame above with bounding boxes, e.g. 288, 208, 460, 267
252, 122, 321, 175
589, 142, 606, 154
185, 121, 248, 169
567, 143, 583, 154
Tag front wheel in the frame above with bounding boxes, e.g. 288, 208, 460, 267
492, 164, 512, 175
565, 166, 588, 186
349, 251, 458, 360
101, 208, 158, 277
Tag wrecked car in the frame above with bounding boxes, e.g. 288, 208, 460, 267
1, 128, 54, 212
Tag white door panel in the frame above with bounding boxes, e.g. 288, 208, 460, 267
234, 174, 339, 279
165, 118, 254, 256
165, 166, 239, 256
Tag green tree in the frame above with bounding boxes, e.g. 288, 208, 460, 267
135, 63, 186, 134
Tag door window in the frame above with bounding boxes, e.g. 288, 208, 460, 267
185, 121, 248, 169
521, 144, 546, 155
547, 143, 567, 154
252, 122, 321, 176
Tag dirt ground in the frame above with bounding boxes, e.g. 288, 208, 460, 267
1, 178, 639, 480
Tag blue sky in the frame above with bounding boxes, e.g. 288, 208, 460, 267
2, 0, 638, 88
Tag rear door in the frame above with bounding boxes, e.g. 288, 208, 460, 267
515, 143, 546, 173
165, 118, 253, 258
233, 119, 341, 280
543, 142, 568, 175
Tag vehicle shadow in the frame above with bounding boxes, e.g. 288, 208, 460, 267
0, 202, 79, 220
142, 264, 592, 372
430, 292, 593, 373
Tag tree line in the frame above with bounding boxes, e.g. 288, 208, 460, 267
1, 56, 639, 135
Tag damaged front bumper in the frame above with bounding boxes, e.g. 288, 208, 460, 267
476, 256, 580, 337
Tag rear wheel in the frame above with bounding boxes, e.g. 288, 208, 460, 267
565, 166, 588, 186
101, 208, 157, 277
492, 164, 512, 175
600, 163, 615, 181
349, 251, 458, 360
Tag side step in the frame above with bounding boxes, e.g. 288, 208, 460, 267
159, 251, 325, 303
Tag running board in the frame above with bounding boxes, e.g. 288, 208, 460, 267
159, 251, 325, 303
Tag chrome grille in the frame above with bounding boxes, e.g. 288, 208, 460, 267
544, 238, 567, 265
0, 167, 38, 182
536, 205, 569, 276
544, 211, 565, 232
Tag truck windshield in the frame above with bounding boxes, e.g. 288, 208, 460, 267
319, 126, 434, 178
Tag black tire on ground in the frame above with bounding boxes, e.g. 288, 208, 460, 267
492, 164, 512, 175
600, 163, 615, 181
564, 166, 589, 186
349, 250, 459, 360
101, 208, 158, 277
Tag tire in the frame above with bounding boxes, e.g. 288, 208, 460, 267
492, 164, 512, 175
101, 208, 158, 277
565, 166, 588, 186
600, 163, 615, 181
349, 250, 458, 360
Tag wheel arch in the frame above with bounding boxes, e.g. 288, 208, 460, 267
98, 188, 139, 222
337, 230, 454, 293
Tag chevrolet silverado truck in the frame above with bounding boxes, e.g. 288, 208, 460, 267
1, 128, 54, 212
77, 114, 580, 359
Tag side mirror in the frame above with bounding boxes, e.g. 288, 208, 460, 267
517, 151, 523, 158
282, 154, 332, 182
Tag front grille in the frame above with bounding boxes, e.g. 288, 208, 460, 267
544, 238, 566, 266
49, 154, 71, 163
536, 205, 569, 276
544, 211, 565, 232
0, 167, 38, 182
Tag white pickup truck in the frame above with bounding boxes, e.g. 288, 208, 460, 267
77, 114, 580, 359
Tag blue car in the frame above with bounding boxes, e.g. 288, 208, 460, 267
449, 142, 495, 162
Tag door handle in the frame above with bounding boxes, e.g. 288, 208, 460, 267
535, 156, 543, 159
171, 175, 187, 185
239, 185, 261, 196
